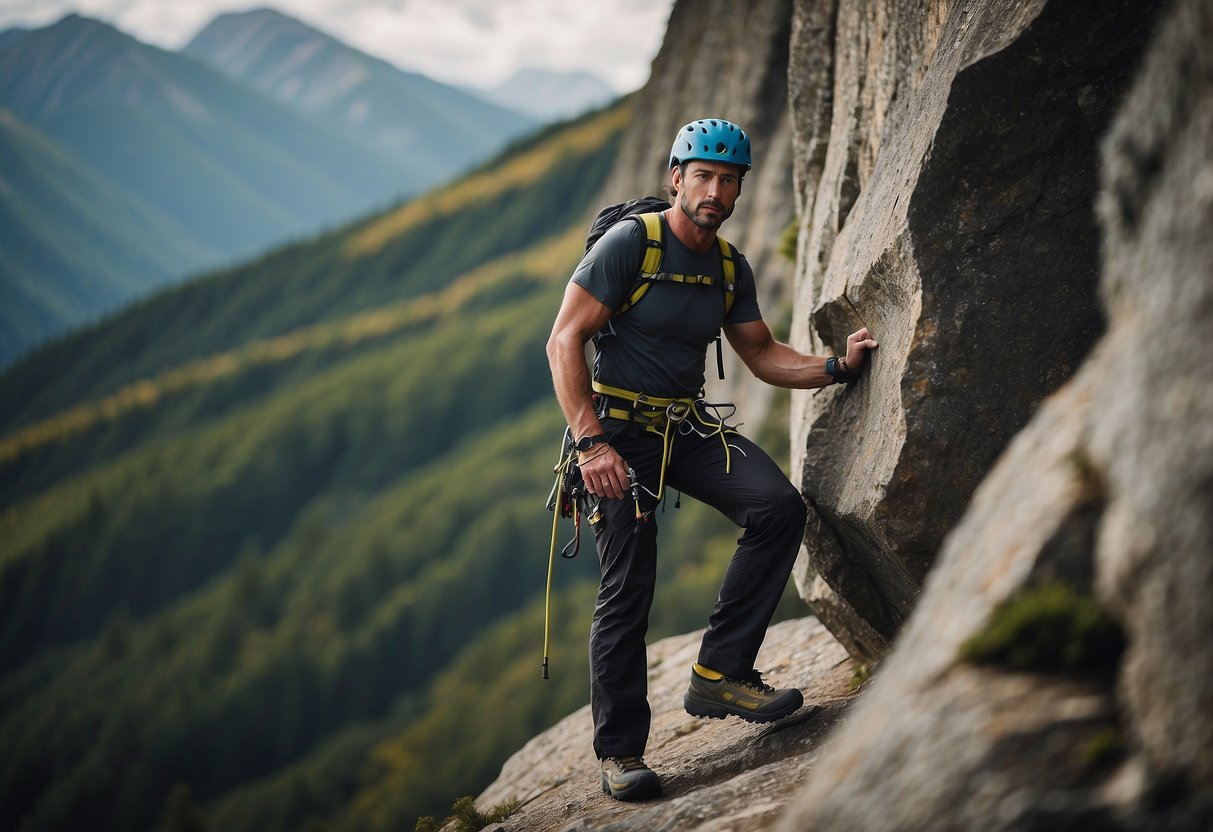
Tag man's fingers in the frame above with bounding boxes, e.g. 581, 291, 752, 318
582, 456, 628, 499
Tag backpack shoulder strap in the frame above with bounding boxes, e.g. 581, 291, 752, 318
616, 212, 664, 316
715, 233, 736, 317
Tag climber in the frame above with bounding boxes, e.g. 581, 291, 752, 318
545, 117, 879, 801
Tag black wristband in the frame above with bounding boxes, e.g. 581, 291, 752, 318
575, 433, 608, 452
825, 356, 860, 384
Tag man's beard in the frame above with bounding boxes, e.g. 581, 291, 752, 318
680, 193, 732, 229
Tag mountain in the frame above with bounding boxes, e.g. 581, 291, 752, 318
484, 68, 618, 121
0, 109, 216, 366
0, 14, 414, 268
182, 8, 537, 177
0, 12, 450, 367
0, 5, 808, 831
0, 26, 29, 52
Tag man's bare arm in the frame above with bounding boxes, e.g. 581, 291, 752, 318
545, 282, 630, 499
725, 319, 878, 388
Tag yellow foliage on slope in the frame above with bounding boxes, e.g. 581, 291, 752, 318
0, 227, 583, 465
344, 103, 630, 259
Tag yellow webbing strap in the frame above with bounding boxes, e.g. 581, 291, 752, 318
717, 235, 736, 316
591, 380, 697, 409
592, 380, 739, 476
639, 212, 664, 275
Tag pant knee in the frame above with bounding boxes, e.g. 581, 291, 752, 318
766, 483, 807, 529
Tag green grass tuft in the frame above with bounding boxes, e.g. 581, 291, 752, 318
415, 795, 521, 832
960, 582, 1125, 677
849, 662, 871, 691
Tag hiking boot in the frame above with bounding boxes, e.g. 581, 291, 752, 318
600, 756, 661, 801
683, 663, 803, 723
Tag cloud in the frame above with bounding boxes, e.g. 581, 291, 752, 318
0, 0, 675, 92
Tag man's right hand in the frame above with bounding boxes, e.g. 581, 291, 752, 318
579, 444, 630, 501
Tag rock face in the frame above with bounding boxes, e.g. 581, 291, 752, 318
779, 0, 1213, 827
789, 0, 1165, 664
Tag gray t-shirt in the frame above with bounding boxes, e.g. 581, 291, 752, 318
571, 213, 761, 398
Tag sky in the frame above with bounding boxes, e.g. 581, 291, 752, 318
0, 0, 677, 93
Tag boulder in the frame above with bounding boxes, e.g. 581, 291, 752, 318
789, 0, 1164, 664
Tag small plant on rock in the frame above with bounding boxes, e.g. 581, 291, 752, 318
415, 795, 521, 832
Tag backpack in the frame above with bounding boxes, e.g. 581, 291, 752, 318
585, 197, 737, 379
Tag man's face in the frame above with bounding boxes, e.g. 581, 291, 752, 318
673, 161, 743, 230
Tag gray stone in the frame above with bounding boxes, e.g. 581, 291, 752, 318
494, 0, 1213, 829
1092, 0, 1213, 802
790, 0, 1161, 665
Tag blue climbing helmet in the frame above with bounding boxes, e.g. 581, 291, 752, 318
668, 118, 752, 171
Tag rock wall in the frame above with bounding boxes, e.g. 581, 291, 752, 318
600, 0, 797, 419
789, 0, 1163, 662
780, 0, 1213, 826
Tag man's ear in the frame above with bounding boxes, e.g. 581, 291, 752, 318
670, 165, 683, 192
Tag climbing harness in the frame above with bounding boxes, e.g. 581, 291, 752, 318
590, 381, 743, 510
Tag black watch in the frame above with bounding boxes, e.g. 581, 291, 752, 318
825, 356, 860, 384
575, 434, 608, 452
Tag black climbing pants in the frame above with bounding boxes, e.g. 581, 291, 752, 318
589, 418, 807, 759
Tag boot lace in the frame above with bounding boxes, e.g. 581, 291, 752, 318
610, 755, 649, 772
737, 670, 776, 696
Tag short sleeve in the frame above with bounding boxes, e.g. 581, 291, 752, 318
570, 219, 646, 311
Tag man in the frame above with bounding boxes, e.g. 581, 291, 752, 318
546, 118, 878, 801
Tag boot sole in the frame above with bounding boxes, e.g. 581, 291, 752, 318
683, 691, 802, 723
600, 773, 661, 801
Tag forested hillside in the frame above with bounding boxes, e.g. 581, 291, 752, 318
0, 101, 787, 832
